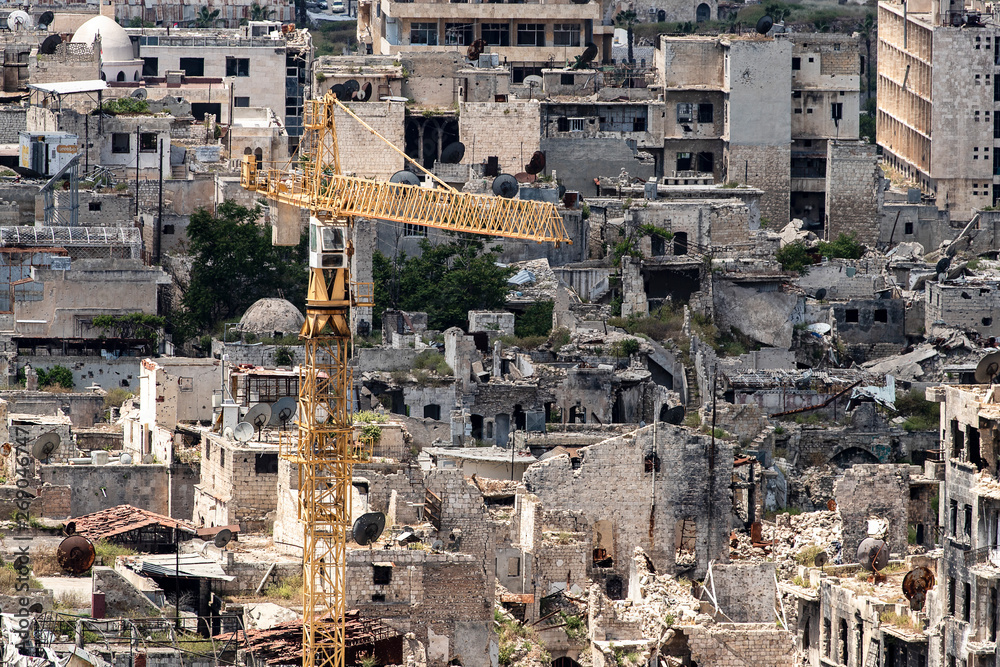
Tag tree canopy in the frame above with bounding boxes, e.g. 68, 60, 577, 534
177, 201, 307, 341
373, 238, 514, 331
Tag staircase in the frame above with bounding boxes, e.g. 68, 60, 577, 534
685, 366, 700, 411
171, 164, 187, 179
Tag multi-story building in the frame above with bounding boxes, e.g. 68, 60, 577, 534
358, 0, 613, 82
877, 0, 997, 217
657, 33, 863, 230
126, 22, 313, 148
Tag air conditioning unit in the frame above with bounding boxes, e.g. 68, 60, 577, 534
309, 218, 348, 269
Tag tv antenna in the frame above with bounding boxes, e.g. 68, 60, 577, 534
492, 174, 518, 199
352, 512, 386, 546
31, 432, 60, 463
975, 351, 1000, 384
244, 403, 272, 440
214, 528, 234, 549
273, 396, 297, 430
857, 537, 889, 582
902, 566, 936, 611
234, 422, 254, 443
755, 15, 774, 34
390, 170, 419, 186
57, 535, 96, 575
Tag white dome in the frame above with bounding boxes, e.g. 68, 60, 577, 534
71, 15, 135, 64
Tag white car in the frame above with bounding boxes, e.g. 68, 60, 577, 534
331, 1, 346, 12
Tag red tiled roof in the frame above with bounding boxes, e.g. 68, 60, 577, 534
71, 504, 197, 542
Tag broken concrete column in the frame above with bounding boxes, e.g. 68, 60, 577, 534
620, 255, 648, 318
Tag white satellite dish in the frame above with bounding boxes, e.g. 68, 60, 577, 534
223, 426, 235, 440
234, 422, 254, 443
8, 11, 32, 31
806, 323, 832, 335
119, 453, 133, 465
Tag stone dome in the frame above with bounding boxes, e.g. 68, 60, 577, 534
239, 298, 305, 335
71, 15, 135, 64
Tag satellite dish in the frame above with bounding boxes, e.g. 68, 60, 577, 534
28, 603, 43, 613
806, 323, 832, 335
571, 43, 598, 70
492, 174, 518, 199
119, 453, 133, 465
523, 74, 543, 88
131, 88, 148, 100
57, 535, 96, 575
524, 151, 545, 175
756, 15, 774, 34
514, 173, 536, 184
558, 184, 567, 199
430, 539, 444, 551
343, 79, 360, 95
354, 82, 373, 102
273, 396, 297, 429
39, 34, 61, 55
38, 11, 54, 28
856, 537, 888, 572
902, 566, 936, 611
390, 170, 420, 186
352, 512, 386, 546
8, 11, 31, 31
142, 453, 155, 464
234, 422, 254, 443
814, 551, 829, 568
214, 528, 234, 549
223, 426, 235, 440
65, 521, 76, 536
975, 351, 1000, 383
935, 256, 951, 274
31, 432, 60, 462
814, 288, 827, 300
467, 38, 486, 61
440, 142, 465, 164
331, 83, 347, 99
245, 403, 272, 438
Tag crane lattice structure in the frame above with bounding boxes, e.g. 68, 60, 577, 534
240, 93, 570, 667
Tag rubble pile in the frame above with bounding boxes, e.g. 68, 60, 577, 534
766, 510, 843, 563
614, 549, 703, 640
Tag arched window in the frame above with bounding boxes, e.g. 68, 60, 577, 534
116, 71, 126, 82
696, 3, 711, 21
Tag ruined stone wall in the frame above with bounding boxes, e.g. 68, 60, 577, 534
0, 107, 26, 145
194, 434, 278, 526
38, 463, 196, 519
522, 425, 732, 580
710, 201, 753, 247
460, 102, 540, 176
684, 623, 797, 667
833, 464, 911, 563
825, 141, 881, 245
726, 144, 790, 227
346, 549, 494, 667
93, 566, 162, 618
711, 563, 777, 622
333, 101, 406, 181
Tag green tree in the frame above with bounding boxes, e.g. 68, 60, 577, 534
775, 241, 813, 274
763, 2, 793, 22
37, 366, 74, 390
92, 313, 166, 353
615, 10, 638, 85
249, 3, 275, 20
195, 6, 221, 27
859, 113, 876, 145
858, 13, 875, 98
373, 238, 514, 331
177, 201, 307, 342
515, 301, 554, 338
816, 232, 864, 260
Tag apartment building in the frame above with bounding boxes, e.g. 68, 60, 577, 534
127, 22, 313, 146
658, 33, 863, 229
877, 0, 997, 217
358, 0, 613, 81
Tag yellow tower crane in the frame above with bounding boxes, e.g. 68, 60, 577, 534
240, 93, 570, 667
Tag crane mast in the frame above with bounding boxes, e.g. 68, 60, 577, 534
240, 93, 569, 667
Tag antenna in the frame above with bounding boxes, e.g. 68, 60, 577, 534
352, 512, 386, 546
492, 174, 518, 199
343, 80, 360, 97
440, 142, 466, 164
31, 432, 60, 463
39, 34, 61, 55
975, 351, 1000, 383
935, 256, 951, 275
390, 170, 420, 186
331, 83, 347, 99
244, 403, 273, 439
814, 551, 828, 571
37, 10, 54, 28
273, 396, 297, 430
223, 426, 235, 440
8, 11, 31, 31
467, 39, 487, 62
856, 537, 889, 580
119, 453, 133, 465
234, 422, 254, 443
570, 43, 598, 70
902, 566, 936, 611
755, 15, 774, 34
64, 521, 77, 536
354, 82, 373, 102
57, 535, 96, 575
523, 74, 543, 100
214, 528, 234, 549
131, 88, 148, 100
524, 151, 545, 175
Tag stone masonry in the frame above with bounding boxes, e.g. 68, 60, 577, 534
825, 140, 882, 244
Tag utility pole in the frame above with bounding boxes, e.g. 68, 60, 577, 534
134, 125, 140, 219
156, 138, 163, 264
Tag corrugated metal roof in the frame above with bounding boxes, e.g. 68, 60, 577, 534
71, 504, 197, 542
27, 80, 108, 95
130, 553, 234, 581
507, 269, 536, 286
